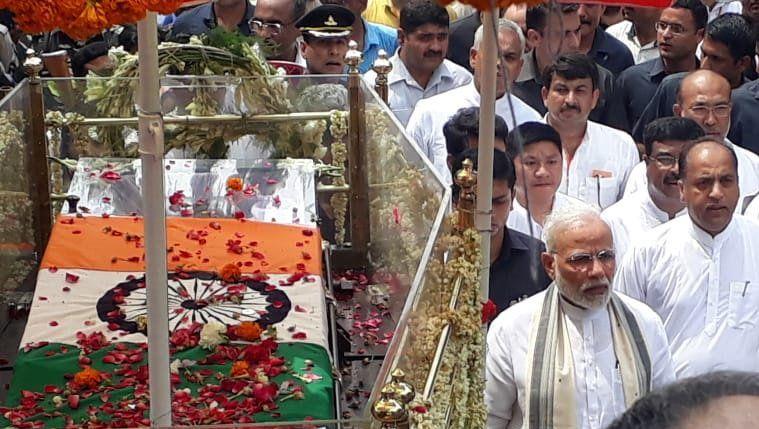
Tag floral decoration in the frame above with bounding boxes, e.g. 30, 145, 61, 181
0, 0, 184, 40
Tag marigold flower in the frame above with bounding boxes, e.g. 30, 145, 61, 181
219, 263, 241, 283
230, 360, 250, 377
226, 177, 244, 192
73, 366, 102, 390
233, 321, 263, 342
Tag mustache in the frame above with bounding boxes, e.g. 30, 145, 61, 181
423, 50, 443, 58
580, 18, 592, 25
580, 279, 611, 292
561, 103, 580, 112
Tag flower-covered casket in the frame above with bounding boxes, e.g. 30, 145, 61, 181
0, 47, 482, 426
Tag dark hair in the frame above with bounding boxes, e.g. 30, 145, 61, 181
706, 13, 754, 62
678, 136, 739, 180
293, 0, 308, 21
670, 0, 708, 31
451, 148, 516, 200
443, 107, 509, 158
399, 0, 449, 33
608, 371, 759, 429
70, 41, 110, 77
642, 117, 705, 156
541, 53, 599, 90
506, 121, 562, 160
526, 3, 579, 33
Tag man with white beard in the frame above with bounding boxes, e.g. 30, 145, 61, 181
486, 205, 675, 429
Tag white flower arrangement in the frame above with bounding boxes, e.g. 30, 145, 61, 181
198, 321, 227, 350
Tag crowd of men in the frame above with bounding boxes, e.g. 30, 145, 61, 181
4, 0, 759, 427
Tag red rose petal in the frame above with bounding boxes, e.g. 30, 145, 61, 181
62, 287, 71, 292
49, 321, 58, 327
302, 229, 314, 237
209, 221, 221, 230
291, 332, 307, 339
271, 300, 284, 309
294, 305, 307, 313
234, 211, 245, 219
65, 273, 80, 284
61, 218, 74, 225
39, 296, 47, 301
72, 230, 82, 235
47, 266, 58, 273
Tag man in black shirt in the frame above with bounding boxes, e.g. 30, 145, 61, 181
451, 148, 551, 313
170, 0, 255, 38
577, 2, 634, 75
616, 0, 706, 132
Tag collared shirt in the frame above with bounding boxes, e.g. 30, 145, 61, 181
606, 20, 659, 65
623, 142, 759, 212
489, 229, 551, 312
360, 19, 398, 73
507, 192, 586, 240
587, 27, 635, 75
707, 0, 742, 22
406, 81, 541, 184
601, 190, 685, 260
364, 54, 472, 126
486, 290, 676, 429
169, 1, 255, 37
514, 50, 628, 130
615, 57, 670, 131
363, 0, 457, 28
446, 12, 481, 72
544, 118, 639, 209
616, 215, 759, 378
744, 194, 759, 219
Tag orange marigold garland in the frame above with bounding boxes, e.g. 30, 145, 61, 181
72, 366, 103, 390
230, 360, 250, 377
436, 0, 544, 11
3, 0, 184, 40
231, 321, 263, 342
219, 263, 242, 283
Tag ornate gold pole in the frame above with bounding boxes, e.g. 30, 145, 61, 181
455, 158, 477, 231
372, 369, 415, 428
345, 40, 370, 261
371, 49, 392, 105
23, 50, 53, 258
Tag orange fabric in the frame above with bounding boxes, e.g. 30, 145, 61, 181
41, 216, 322, 275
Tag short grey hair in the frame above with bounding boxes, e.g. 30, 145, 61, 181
542, 202, 601, 252
473, 18, 525, 53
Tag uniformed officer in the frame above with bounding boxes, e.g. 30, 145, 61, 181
295, 5, 355, 75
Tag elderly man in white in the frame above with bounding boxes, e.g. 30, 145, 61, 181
486, 204, 675, 429
622, 70, 759, 214
617, 138, 759, 379
601, 117, 704, 259
540, 53, 639, 210
406, 18, 540, 184
363, 0, 471, 126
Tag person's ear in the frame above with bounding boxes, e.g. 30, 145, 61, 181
696, 28, 704, 42
643, 153, 651, 166
541, 86, 549, 106
678, 178, 686, 203
541, 252, 557, 280
527, 28, 542, 47
397, 29, 406, 47
590, 87, 600, 110
470, 47, 478, 70
300, 41, 308, 58
673, 103, 683, 117
738, 55, 752, 73
447, 154, 454, 172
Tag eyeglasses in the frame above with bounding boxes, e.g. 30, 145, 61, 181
687, 104, 731, 119
561, 249, 616, 268
249, 19, 293, 36
655, 21, 688, 35
652, 154, 678, 167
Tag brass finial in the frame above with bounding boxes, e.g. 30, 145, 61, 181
345, 40, 363, 74
388, 368, 415, 405
372, 49, 393, 104
455, 158, 477, 191
455, 158, 477, 230
371, 385, 408, 427
23, 49, 43, 82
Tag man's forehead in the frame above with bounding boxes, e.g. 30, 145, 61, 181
409, 23, 448, 35
497, 29, 521, 52
551, 75, 592, 87
254, 0, 291, 18
652, 139, 688, 152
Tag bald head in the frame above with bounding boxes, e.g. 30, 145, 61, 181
674, 70, 732, 139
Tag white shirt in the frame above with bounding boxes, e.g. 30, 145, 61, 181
486, 291, 676, 429
364, 54, 472, 126
601, 190, 685, 260
546, 119, 640, 209
623, 142, 759, 212
745, 194, 759, 220
708, 0, 742, 22
616, 215, 759, 378
606, 20, 660, 65
406, 82, 541, 184
507, 192, 586, 240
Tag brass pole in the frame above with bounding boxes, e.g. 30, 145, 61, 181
371, 49, 392, 105
24, 51, 53, 258
345, 41, 370, 260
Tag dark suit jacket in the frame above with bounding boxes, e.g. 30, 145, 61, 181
447, 13, 480, 72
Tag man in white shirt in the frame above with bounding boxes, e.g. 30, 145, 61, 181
623, 70, 759, 211
486, 204, 675, 429
745, 193, 759, 219
406, 19, 541, 184
505, 121, 586, 239
606, 6, 661, 64
363, 0, 471, 126
542, 53, 639, 209
616, 138, 759, 378
602, 117, 704, 259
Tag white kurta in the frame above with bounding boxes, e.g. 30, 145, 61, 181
507, 192, 586, 240
364, 55, 472, 126
406, 81, 542, 184
622, 142, 759, 213
616, 215, 759, 378
601, 190, 685, 260
605, 20, 659, 65
745, 194, 759, 220
545, 119, 640, 209
486, 291, 676, 429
